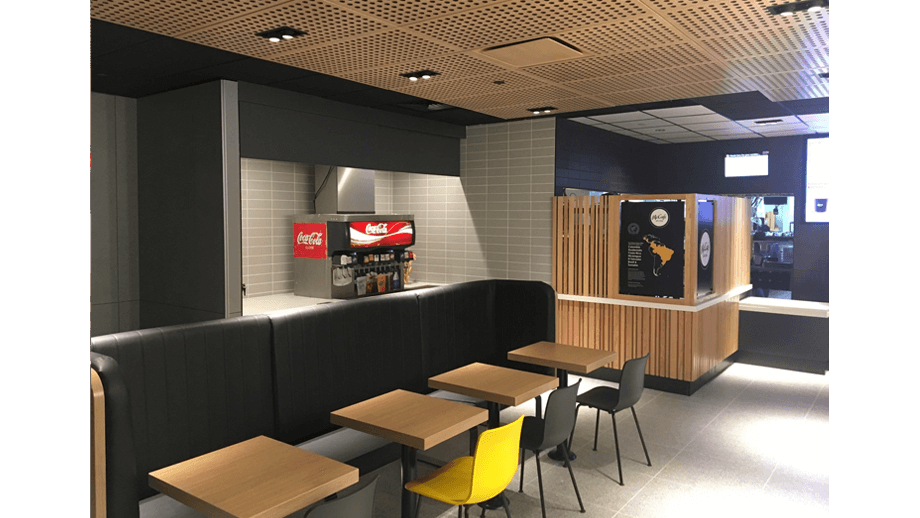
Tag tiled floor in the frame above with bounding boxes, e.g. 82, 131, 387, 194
359, 362, 829, 518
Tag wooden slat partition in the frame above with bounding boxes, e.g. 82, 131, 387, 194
91, 369, 106, 518
553, 194, 751, 383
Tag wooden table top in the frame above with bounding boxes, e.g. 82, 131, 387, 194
148, 435, 358, 518
428, 362, 559, 407
330, 389, 488, 451
508, 341, 618, 374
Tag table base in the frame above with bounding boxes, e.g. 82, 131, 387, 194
477, 491, 511, 514
547, 445, 576, 462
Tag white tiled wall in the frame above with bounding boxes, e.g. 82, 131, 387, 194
242, 118, 555, 294
241, 158, 314, 297
376, 118, 555, 284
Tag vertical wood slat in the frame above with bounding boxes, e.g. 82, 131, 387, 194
552, 195, 750, 382
91, 369, 107, 518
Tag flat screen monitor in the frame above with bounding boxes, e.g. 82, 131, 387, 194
805, 137, 829, 223
725, 152, 769, 177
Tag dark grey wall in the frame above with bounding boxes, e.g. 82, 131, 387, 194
137, 80, 241, 328
90, 92, 140, 336
649, 134, 829, 302
554, 119, 657, 195
237, 82, 464, 176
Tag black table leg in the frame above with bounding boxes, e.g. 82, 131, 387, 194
547, 369, 577, 462
401, 445, 417, 518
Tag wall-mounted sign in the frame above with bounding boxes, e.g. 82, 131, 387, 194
697, 200, 714, 298
620, 200, 685, 299
293, 222, 328, 259
349, 221, 414, 248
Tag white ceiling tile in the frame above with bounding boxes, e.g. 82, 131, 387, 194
711, 133, 764, 140
697, 126, 757, 136
797, 114, 829, 131
642, 105, 715, 118
682, 121, 743, 131
736, 116, 799, 128
753, 128, 817, 136
750, 122, 810, 134
664, 135, 715, 143
796, 113, 829, 124
665, 113, 730, 126
616, 118, 674, 130
633, 126, 695, 136
588, 112, 654, 124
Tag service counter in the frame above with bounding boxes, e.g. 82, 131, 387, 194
737, 297, 829, 374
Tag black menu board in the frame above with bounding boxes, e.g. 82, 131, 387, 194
697, 200, 714, 298
619, 200, 685, 299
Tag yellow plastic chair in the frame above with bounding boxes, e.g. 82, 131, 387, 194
406, 414, 525, 518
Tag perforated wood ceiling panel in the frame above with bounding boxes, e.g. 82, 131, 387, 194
91, 0, 830, 121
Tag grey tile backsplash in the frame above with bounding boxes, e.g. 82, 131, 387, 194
241, 117, 554, 296
241, 159, 314, 297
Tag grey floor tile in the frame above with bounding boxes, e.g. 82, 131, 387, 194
341, 363, 830, 518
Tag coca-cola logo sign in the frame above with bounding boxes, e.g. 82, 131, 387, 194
365, 223, 388, 235
293, 223, 328, 259
296, 231, 324, 246
350, 221, 414, 248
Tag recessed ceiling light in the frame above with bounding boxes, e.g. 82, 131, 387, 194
256, 26, 306, 42
401, 70, 440, 82
528, 106, 557, 115
754, 119, 784, 126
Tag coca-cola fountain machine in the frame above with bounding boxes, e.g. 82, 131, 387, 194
293, 214, 417, 299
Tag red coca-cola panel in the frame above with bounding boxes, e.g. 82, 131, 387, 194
293, 223, 328, 259
349, 221, 414, 248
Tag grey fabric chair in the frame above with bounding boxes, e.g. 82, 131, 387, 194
571, 354, 651, 486
304, 475, 378, 518
519, 380, 585, 518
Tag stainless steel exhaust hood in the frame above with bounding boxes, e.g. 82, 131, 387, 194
315, 166, 375, 214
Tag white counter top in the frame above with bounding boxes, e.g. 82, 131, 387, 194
738, 297, 829, 318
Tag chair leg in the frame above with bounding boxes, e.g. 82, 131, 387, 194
593, 409, 600, 451
502, 499, 512, 518
631, 406, 652, 467
611, 412, 623, 486
519, 448, 525, 492
459, 504, 465, 518
535, 451, 546, 518
569, 404, 581, 451
561, 441, 585, 513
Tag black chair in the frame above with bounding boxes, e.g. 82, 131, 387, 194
304, 475, 378, 518
570, 354, 651, 486
519, 381, 585, 518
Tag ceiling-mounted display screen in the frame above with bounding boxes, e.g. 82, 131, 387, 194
805, 137, 830, 223
725, 152, 769, 177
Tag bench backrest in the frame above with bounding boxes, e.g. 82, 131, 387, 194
89, 280, 555, 514
269, 290, 426, 445
90, 315, 275, 502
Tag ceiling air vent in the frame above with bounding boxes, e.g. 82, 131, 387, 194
479, 37, 582, 67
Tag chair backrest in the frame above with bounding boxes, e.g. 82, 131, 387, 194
304, 475, 378, 518
617, 353, 650, 410
540, 380, 582, 449
467, 415, 525, 504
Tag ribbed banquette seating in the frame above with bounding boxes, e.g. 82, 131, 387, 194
90, 280, 555, 518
